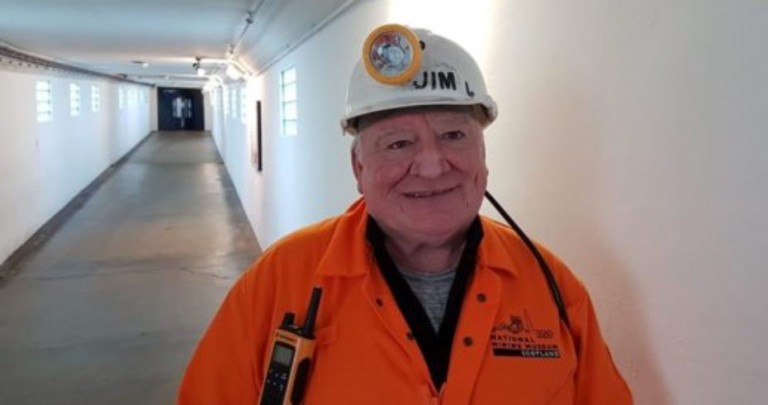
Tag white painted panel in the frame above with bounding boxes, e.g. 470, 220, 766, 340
0, 71, 40, 263
0, 69, 151, 265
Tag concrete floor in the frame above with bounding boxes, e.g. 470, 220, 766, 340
0, 131, 262, 404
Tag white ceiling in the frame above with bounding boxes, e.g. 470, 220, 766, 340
0, 0, 352, 87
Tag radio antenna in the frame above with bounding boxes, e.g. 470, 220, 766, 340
301, 287, 323, 337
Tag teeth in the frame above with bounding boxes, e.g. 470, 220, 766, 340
405, 188, 451, 198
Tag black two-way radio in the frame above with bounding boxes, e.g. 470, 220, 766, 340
259, 287, 323, 405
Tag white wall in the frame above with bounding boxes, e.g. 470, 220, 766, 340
0, 68, 152, 265
203, 92, 213, 132
210, 0, 388, 247
478, 2, 766, 404
211, 0, 767, 403
149, 88, 159, 132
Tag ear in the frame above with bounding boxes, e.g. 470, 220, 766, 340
351, 142, 364, 194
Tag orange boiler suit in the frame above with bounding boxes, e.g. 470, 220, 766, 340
179, 199, 633, 404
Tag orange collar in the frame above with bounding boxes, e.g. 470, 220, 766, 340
315, 198, 519, 278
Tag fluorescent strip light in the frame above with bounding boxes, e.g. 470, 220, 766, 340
226, 64, 243, 80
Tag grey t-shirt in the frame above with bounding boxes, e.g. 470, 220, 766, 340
400, 267, 457, 332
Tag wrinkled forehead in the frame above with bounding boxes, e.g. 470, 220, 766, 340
356, 104, 485, 135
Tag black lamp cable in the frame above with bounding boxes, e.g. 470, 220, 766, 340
484, 191, 571, 329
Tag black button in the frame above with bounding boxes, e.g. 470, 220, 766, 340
375, 298, 383, 307
406, 332, 414, 340
477, 293, 487, 303
463, 336, 474, 347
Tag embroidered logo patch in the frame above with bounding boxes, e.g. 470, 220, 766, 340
490, 309, 561, 359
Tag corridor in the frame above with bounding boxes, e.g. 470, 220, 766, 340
0, 0, 766, 403
0, 131, 261, 404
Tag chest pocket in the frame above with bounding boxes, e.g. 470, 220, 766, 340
303, 310, 429, 404
472, 311, 577, 404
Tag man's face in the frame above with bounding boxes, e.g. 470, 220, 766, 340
352, 107, 488, 242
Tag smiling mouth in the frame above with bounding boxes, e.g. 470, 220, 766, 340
403, 186, 458, 198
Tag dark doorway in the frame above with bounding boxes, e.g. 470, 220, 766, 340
157, 87, 204, 130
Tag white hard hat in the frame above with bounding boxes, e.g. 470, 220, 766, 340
341, 24, 497, 135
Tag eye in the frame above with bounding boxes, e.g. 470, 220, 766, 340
388, 140, 412, 150
443, 130, 466, 140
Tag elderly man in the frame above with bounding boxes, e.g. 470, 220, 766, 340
179, 25, 632, 404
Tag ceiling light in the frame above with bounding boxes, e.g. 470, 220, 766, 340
192, 57, 206, 77
203, 77, 220, 93
225, 64, 243, 80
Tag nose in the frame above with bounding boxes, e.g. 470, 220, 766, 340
409, 134, 450, 178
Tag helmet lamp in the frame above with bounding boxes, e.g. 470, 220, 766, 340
362, 24, 422, 86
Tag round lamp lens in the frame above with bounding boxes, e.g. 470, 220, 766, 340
363, 25, 422, 85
